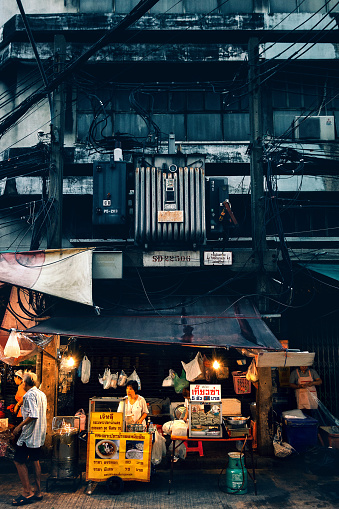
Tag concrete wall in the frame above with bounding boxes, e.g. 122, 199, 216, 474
0, 1, 78, 25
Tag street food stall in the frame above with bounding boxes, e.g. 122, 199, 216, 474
85, 397, 152, 495
169, 383, 257, 495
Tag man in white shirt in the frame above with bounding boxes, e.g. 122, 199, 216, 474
12, 372, 47, 506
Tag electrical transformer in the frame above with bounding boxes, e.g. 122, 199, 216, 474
92, 160, 127, 226
134, 165, 206, 246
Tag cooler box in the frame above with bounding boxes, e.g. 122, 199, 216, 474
283, 416, 318, 452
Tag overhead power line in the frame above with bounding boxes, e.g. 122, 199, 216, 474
0, 0, 161, 139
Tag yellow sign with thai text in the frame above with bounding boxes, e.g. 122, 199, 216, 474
86, 431, 151, 482
89, 412, 123, 433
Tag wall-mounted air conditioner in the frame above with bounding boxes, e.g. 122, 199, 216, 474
294, 116, 335, 141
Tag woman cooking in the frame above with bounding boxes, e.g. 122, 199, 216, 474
118, 380, 149, 429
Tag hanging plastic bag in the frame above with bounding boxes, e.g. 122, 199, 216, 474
99, 368, 112, 389
81, 355, 91, 384
181, 351, 204, 382
173, 370, 189, 394
110, 372, 118, 389
151, 429, 166, 465
118, 370, 128, 386
75, 409, 87, 431
246, 359, 259, 383
162, 369, 175, 387
127, 369, 141, 390
169, 440, 187, 460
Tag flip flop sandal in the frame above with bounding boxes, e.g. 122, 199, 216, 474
33, 495, 43, 501
12, 495, 35, 506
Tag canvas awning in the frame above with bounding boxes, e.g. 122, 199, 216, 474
26, 297, 283, 350
0, 248, 93, 306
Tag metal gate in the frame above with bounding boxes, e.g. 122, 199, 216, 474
290, 323, 339, 419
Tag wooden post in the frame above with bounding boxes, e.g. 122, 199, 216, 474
40, 335, 59, 450
256, 367, 273, 456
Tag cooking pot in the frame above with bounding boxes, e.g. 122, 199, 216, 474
226, 416, 249, 428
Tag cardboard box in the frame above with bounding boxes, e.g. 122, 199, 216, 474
221, 398, 241, 416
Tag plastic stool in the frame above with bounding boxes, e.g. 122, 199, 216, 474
183, 440, 204, 457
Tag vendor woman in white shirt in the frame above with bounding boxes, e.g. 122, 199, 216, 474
118, 380, 148, 428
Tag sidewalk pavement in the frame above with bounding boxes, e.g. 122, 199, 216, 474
0, 446, 338, 509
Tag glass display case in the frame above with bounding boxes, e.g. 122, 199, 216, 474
188, 384, 223, 438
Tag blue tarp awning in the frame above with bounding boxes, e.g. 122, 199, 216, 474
303, 263, 339, 282
26, 297, 283, 350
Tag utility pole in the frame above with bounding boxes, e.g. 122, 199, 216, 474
248, 37, 268, 313
248, 37, 273, 457
48, 35, 66, 249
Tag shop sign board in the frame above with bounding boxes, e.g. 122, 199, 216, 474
89, 412, 123, 433
204, 251, 232, 266
86, 429, 151, 482
143, 251, 200, 267
190, 384, 222, 402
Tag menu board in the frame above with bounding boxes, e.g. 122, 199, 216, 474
86, 413, 151, 482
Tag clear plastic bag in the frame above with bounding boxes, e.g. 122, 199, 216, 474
127, 369, 141, 390
162, 421, 174, 435
246, 359, 259, 382
99, 368, 112, 389
169, 440, 187, 460
171, 419, 188, 436
162, 369, 175, 387
118, 370, 128, 386
110, 372, 118, 389
151, 429, 166, 465
81, 355, 91, 384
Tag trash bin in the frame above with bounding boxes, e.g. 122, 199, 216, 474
283, 416, 318, 452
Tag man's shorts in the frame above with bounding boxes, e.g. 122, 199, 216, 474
14, 443, 41, 464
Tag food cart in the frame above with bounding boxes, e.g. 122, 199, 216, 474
86, 397, 152, 495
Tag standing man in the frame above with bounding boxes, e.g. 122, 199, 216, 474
289, 365, 322, 415
12, 372, 47, 506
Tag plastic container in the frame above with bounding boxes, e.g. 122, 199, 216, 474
283, 416, 318, 452
226, 452, 247, 494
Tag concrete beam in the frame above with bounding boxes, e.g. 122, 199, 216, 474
2, 40, 339, 69
4, 172, 339, 197
1, 13, 338, 42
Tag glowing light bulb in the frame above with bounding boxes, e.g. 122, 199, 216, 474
66, 357, 75, 368
213, 360, 220, 370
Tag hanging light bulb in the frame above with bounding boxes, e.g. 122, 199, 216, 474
66, 356, 75, 368
213, 360, 220, 370
4, 329, 21, 358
